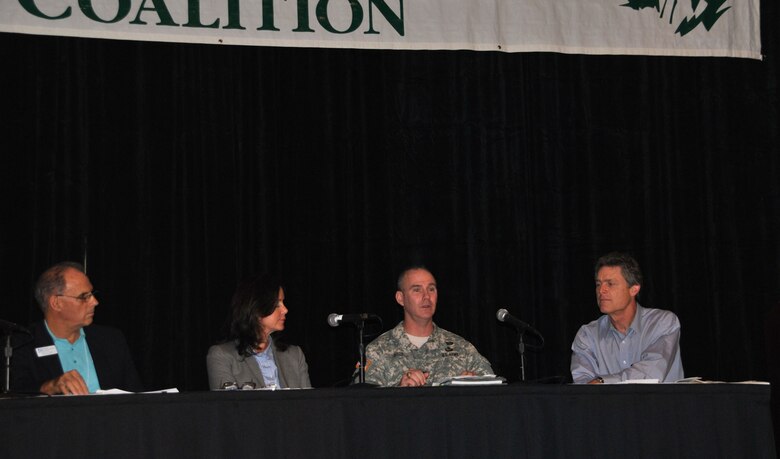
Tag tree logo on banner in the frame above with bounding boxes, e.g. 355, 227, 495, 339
622, 0, 731, 36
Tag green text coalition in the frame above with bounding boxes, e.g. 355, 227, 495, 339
18, 0, 404, 35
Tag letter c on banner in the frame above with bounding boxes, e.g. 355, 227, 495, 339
19, 0, 71, 20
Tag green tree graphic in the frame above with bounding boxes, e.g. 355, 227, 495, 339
621, 0, 731, 36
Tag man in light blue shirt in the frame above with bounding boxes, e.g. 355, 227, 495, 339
571, 252, 684, 384
44, 320, 101, 393
11, 262, 142, 395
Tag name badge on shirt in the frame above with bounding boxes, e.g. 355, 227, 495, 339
35, 345, 58, 357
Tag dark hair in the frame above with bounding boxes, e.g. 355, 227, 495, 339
229, 273, 288, 357
35, 261, 85, 312
396, 265, 432, 291
594, 252, 643, 287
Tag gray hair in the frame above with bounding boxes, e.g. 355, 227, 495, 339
594, 252, 643, 287
35, 262, 85, 312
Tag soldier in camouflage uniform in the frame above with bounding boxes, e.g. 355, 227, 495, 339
364, 267, 493, 386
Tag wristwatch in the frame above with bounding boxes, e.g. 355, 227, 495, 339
594, 377, 604, 384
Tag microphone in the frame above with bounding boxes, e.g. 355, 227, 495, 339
496, 309, 541, 337
0, 319, 31, 335
327, 313, 380, 327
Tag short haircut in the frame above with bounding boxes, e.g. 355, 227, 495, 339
35, 261, 85, 312
396, 265, 432, 291
594, 252, 643, 287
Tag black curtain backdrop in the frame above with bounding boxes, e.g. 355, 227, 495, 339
1, 2, 778, 391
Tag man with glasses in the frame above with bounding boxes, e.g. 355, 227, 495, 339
11, 262, 142, 394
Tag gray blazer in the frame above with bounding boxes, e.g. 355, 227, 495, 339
206, 340, 311, 390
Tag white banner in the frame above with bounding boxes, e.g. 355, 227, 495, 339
0, 0, 762, 59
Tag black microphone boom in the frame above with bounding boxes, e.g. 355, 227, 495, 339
496, 309, 542, 338
327, 313, 381, 327
496, 308, 544, 382
328, 313, 381, 385
0, 319, 31, 335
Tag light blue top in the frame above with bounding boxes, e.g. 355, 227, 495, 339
570, 304, 684, 383
44, 321, 101, 393
253, 337, 282, 388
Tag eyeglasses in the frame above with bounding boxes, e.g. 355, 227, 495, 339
56, 290, 98, 302
220, 381, 257, 390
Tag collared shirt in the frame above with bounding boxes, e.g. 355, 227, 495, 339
570, 304, 684, 383
364, 321, 493, 386
44, 321, 101, 393
253, 337, 281, 388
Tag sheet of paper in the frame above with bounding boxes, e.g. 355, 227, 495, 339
435, 375, 507, 386
94, 388, 179, 395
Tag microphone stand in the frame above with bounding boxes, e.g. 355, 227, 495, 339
349, 318, 379, 387
357, 319, 367, 384
517, 332, 526, 382
3, 333, 12, 394
1, 319, 33, 396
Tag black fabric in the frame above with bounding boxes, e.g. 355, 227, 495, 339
0, 0, 778, 394
0, 385, 774, 458
765, 302, 780, 452
10, 322, 143, 393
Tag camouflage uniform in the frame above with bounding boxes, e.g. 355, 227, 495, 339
364, 321, 493, 386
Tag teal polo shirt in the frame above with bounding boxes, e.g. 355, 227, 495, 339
44, 321, 101, 393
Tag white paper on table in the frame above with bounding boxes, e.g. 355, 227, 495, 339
614, 379, 659, 384
95, 388, 179, 395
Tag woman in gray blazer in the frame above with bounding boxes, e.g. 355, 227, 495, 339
207, 274, 311, 390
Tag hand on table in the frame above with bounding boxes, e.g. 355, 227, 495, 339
40, 370, 89, 395
400, 369, 429, 387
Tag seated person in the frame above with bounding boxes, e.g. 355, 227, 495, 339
364, 266, 493, 387
571, 252, 684, 384
207, 273, 311, 389
11, 262, 142, 394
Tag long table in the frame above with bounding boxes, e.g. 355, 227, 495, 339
1, 383, 775, 458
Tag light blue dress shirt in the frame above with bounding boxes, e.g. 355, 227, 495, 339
44, 321, 101, 393
253, 337, 282, 388
570, 304, 684, 383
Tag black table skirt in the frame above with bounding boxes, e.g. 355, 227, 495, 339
1, 383, 775, 458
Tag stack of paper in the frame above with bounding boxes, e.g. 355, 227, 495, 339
436, 375, 507, 386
